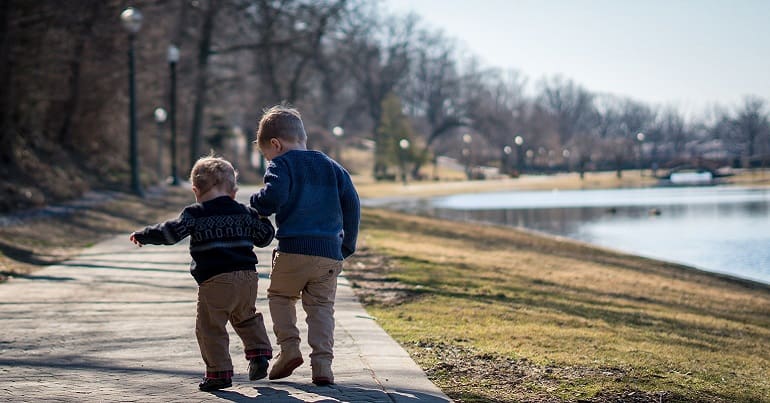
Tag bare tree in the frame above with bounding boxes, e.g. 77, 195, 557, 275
402, 29, 470, 178
537, 76, 595, 148
594, 95, 654, 177
342, 11, 418, 178
734, 96, 769, 164
189, 0, 222, 168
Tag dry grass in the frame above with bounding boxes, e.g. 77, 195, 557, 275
0, 186, 193, 281
347, 208, 770, 402
353, 171, 658, 199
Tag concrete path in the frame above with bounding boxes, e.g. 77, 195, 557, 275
0, 201, 451, 401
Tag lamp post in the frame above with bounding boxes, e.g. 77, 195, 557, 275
502, 145, 512, 175
462, 133, 472, 179
167, 44, 180, 185
332, 126, 344, 164
514, 135, 524, 175
154, 107, 167, 180
121, 7, 143, 196
636, 132, 645, 177
562, 149, 571, 171
399, 138, 410, 185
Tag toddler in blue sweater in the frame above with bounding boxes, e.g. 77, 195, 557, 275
250, 105, 360, 386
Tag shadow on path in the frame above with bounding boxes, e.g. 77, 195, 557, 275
0, 357, 200, 378
210, 382, 451, 402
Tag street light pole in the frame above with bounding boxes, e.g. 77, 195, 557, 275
332, 126, 344, 164
399, 138, 410, 185
514, 135, 524, 175
168, 44, 180, 185
502, 145, 512, 176
636, 132, 645, 177
154, 107, 167, 180
121, 7, 143, 197
462, 133, 472, 179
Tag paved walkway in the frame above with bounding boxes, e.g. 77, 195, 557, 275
0, 199, 451, 402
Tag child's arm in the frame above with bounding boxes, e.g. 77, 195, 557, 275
339, 176, 361, 259
130, 210, 192, 246
253, 215, 275, 248
250, 160, 290, 216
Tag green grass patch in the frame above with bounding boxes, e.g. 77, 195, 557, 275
350, 208, 770, 402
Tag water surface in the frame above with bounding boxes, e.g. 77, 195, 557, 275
419, 186, 770, 284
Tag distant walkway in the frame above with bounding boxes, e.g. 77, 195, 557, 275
0, 212, 450, 402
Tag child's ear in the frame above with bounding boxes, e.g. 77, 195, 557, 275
270, 138, 282, 150
192, 185, 201, 197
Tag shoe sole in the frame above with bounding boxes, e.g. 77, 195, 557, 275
249, 369, 268, 381
268, 358, 304, 380
199, 381, 232, 392
312, 377, 334, 386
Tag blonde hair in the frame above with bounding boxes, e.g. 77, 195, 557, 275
256, 104, 307, 147
189, 155, 238, 195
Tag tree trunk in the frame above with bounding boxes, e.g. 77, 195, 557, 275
189, 0, 219, 169
58, 0, 101, 149
0, 0, 14, 163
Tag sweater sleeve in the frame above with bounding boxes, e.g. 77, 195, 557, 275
132, 209, 193, 245
250, 159, 290, 216
251, 212, 276, 248
339, 173, 360, 259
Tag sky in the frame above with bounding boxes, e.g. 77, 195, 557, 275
384, 0, 770, 116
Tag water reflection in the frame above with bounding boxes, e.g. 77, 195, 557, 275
380, 187, 770, 285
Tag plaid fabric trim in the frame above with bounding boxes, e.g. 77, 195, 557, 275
245, 348, 273, 359
204, 370, 233, 379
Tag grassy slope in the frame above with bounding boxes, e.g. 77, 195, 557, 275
348, 169, 770, 403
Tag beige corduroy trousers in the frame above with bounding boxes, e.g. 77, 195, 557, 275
267, 251, 343, 367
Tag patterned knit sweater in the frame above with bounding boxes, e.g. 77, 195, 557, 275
132, 196, 275, 284
250, 149, 360, 260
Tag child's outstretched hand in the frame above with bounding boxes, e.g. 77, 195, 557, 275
129, 233, 143, 247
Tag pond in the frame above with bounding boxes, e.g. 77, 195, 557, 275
383, 186, 770, 285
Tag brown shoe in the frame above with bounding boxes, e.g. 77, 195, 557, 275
268, 348, 303, 380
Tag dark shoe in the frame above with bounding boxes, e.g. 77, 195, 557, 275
248, 356, 269, 381
198, 377, 232, 391
312, 376, 334, 386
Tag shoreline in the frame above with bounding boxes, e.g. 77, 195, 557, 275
363, 203, 770, 291
474, 215, 770, 291
352, 169, 770, 200
359, 177, 770, 289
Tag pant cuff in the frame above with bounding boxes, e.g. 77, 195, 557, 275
205, 370, 233, 379
245, 348, 273, 360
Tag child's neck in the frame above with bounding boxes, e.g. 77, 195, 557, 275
274, 141, 307, 159
282, 141, 306, 153
196, 189, 232, 203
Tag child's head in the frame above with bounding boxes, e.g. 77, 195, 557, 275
255, 105, 307, 160
189, 155, 238, 200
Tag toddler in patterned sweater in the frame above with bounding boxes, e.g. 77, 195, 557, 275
130, 156, 275, 392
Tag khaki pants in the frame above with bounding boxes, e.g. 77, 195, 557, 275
268, 251, 343, 367
196, 270, 272, 377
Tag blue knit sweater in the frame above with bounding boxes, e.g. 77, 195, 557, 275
250, 150, 360, 260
